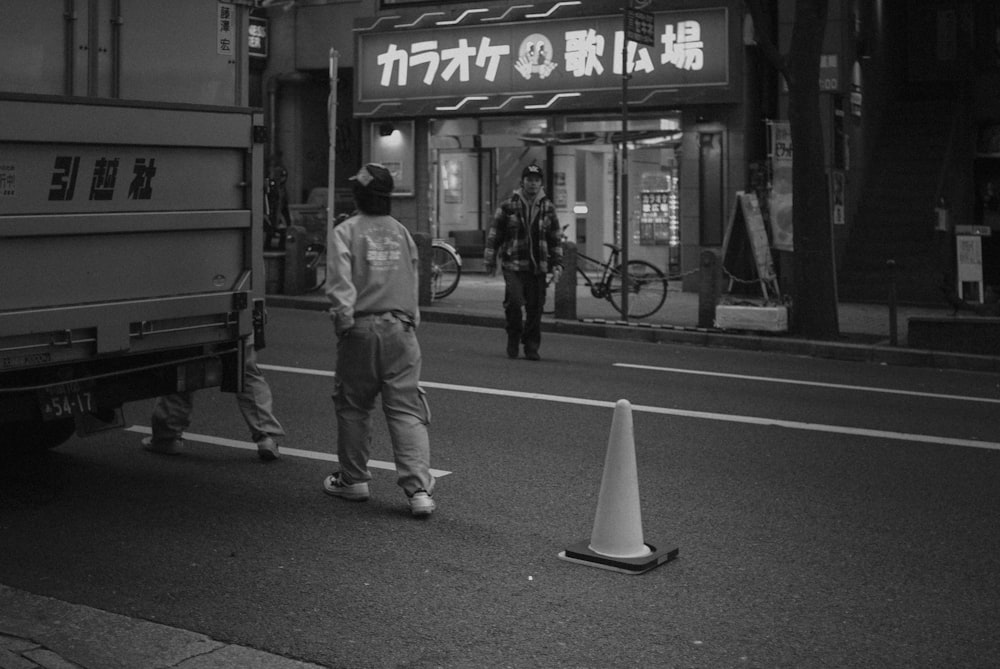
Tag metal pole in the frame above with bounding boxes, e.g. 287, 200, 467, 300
327, 49, 339, 250
887, 259, 898, 346
620, 7, 630, 321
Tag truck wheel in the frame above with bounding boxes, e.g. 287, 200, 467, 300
7, 418, 76, 452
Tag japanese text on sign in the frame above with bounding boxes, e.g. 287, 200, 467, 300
375, 19, 706, 88
218, 3, 234, 55
357, 6, 730, 109
48, 156, 157, 202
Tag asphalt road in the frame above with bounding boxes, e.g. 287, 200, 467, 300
2, 307, 999, 668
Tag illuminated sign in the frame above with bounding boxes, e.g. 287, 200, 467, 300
249, 17, 269, 59
355, 6, 734, 117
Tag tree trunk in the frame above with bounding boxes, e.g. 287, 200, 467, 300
745, 0, 839, 338
787, 0, 839, 337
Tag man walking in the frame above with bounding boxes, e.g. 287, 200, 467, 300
484, 164, 563, 360
322, 163, 436, 517
143, 338, 285, 461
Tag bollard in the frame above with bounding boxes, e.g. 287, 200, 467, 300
698, 250, 721, 328
554, 241, 578, 320
887, 259, 898, 346
282, 225, 309, 295
413, 232, 432, 307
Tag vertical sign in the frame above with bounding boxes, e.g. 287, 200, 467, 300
956, 234, 984, 302
625, 8, 656, 47
217, 3, 235, 56
768, 120, 793, 251
830, 170, 845, 225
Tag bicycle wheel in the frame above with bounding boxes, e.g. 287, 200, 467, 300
431, 243, 462, 299
607, 260, 668, 319
306, 244, 326, 292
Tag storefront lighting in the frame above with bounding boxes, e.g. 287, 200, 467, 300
435, 96, 488, 112
379, 122, 397, 137
436, 9, 489, 26
525, 2, 582, 19
574, 204, 589, 215
524, 92, 581, 110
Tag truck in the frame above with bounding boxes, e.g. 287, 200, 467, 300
0, 0, 265, 451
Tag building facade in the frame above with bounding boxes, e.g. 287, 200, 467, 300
255, 0, 998, 303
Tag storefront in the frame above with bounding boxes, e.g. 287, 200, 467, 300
353, 0, 748, 285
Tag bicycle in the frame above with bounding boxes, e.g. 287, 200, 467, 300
304, 238, 462, 300
547, 243, 669, 319
430, 239, 462, 300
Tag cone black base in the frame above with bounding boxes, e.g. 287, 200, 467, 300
558, 540, 678, 575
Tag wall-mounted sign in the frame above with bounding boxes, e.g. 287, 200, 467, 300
249, 17, 268, 59
355, 5, 734, 117
217, 3, 235, 56
819, 53, 838, 91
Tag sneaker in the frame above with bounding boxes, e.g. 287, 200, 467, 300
322, 472, 370, 501
408, 491, 436, 517
256, 436, 280, 462
142, 436, 183, 455
524, 350, 540, 361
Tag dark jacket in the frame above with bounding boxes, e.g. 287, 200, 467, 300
484, 188, 563, 275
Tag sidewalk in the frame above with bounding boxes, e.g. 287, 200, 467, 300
0, 585, 323, 669
270, 272, 1000, 373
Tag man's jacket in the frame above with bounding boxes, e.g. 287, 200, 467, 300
484, 188, 563, 275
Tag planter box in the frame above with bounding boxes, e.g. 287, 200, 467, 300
715, 304, 788, 332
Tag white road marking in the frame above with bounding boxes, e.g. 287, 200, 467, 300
126, 425, 452, 477
614, 363, 1000, 404
259, 363, 1000, 452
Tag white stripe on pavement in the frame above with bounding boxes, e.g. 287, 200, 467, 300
260, 363, 1000, 452
614, 363, 1000, 404
126, 425, 453, 477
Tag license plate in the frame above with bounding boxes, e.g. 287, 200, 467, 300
39, 385, 94, 421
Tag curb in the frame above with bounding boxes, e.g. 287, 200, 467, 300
0, 585, 324, 669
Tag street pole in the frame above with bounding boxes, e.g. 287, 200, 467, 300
327, 49, 339, 252
620, 6, 630, 321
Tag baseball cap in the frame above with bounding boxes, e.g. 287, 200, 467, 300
522, 164, 544, 179
350, 163, 394, 195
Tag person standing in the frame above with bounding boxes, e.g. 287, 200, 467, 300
143, 338, 285, 461
322, 163, 436, 517
484, 164, 563, 361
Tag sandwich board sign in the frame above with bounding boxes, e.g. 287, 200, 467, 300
721, 191, 780, 300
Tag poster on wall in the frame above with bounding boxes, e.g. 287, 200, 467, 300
370, 121, 414, 195
639, 191, 673, 245
441, 159, 463, 203
768, 120, 793, 251
553, 171, 568, 208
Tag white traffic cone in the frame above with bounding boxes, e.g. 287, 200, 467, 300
558, 400, 678, 574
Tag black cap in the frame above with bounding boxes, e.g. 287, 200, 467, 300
522, 164, 543, 179
350, 163, 394, 195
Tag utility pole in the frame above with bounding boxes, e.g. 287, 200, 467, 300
621, 0, 654, 321
620, 6, 630, 321
327, 49, 339, 245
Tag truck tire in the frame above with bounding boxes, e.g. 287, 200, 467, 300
7, 418, 76, 453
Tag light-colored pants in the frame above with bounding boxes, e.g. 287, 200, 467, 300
151, 341, 285, 443
333, 313, 434, 497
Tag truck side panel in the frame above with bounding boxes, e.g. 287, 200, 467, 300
0, 0, 246, 106
0, 1, 261, 448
